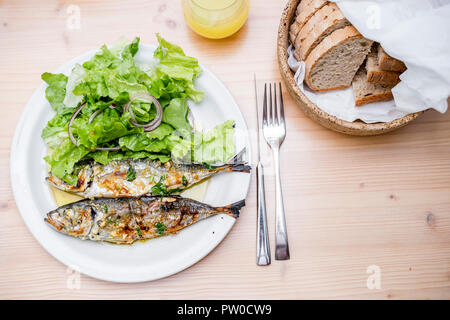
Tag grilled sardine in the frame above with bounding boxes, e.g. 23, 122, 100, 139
45, 196, 245, 244
47, 152, 251, 198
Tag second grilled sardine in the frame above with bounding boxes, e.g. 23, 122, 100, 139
45, 196, 245, 244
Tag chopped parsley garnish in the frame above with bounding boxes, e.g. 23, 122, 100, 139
151, 175, 181, 196
136, 226, 142, 237
103, 205, 108, 213
107, 217, 113, 224
151, 176, 168, 195
182, 175, 188, 187
155, 222, 166, 235
126, 165, 136, 181
203, 163, 213, 170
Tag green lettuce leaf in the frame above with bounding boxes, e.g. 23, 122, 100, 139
63, 64, 86, 109
41, 113, 71, 149
118, 123, 173, 153
191, 120, 236, 163
152, 34, 203, 103
167, 120, 236, 164
44, 140, 90, 185
162, 98, 191, 131
89, 150, 170, 165
41, 72, 69, 114
42, 35, 235, 186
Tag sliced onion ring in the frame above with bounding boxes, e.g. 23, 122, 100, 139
124, 92, 162, 132
69, 102, 121, 151
88, 104, 117, 124
68, 102, 86, 147
88, 109, 102, 124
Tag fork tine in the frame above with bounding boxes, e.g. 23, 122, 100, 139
262, 83, 268, 126
279, 82, 285, 127
273, 82, 278, 125
269, 83, 273, 125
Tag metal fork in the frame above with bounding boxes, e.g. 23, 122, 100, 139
262, 82, 290, 260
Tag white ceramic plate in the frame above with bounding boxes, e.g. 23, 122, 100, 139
10, 44, 251, 283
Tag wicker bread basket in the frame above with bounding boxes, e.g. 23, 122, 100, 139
277, 0, 425, 136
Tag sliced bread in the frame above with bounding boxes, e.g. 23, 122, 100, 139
289, 22, 301, 44
366, 51, 401, 86
294, 2, 350, 61
352, 67, 394, 106
378, 45, 407, 73
304, 26, 373, 92
289, 0, 328, 44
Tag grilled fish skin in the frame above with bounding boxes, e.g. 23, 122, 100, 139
45, 196, 245, 244
46, 153, 251, 198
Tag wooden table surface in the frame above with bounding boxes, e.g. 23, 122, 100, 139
1, 0, 450, 300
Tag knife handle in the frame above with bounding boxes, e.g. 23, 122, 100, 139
256, 161, 271, 266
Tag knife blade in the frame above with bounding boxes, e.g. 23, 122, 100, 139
254, 73, 271, 266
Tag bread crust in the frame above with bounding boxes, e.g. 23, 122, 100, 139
367, 70, 400, 86
294, 2, 348, 61
378, 45, 407, 73
290, 0, 328, 45
353, 68, 394, 106
366, 50, 401, 86
296, 0, 328, 25
355, 91, 393, 106
289, 22, 300, 44
304, 26, 370, 92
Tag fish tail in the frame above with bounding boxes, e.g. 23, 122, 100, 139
206, 149, 251, 172
227, 148, 246, 164
225, 148, 251, 172
226, 163, 252, 173
217, 199, 246, 218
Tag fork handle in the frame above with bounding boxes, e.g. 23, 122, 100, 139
256, 162, 271, 266
272, 146, 290, 260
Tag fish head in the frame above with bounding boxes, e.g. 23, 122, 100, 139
45, 201, 94, 239
46, 165, 92, 194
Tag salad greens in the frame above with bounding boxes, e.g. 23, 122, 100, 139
42, 35, 235, 185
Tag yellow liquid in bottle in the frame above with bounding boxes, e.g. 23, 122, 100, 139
182, 0, 250, 39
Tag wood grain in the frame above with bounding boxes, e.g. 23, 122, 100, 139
1, 0, 449, 299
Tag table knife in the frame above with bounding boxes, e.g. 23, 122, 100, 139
254, 74, 271, 266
